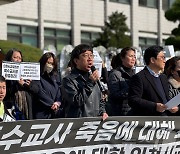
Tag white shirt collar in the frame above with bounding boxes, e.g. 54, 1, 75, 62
146, 66, 160, 77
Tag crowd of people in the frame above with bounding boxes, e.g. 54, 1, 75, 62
0, 44, 180, 122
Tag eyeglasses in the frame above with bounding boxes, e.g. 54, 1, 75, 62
81, 53, 94, 59
157, 56, 166, 60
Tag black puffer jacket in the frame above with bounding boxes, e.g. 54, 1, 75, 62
107, 66, 134, 116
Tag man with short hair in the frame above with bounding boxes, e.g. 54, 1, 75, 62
128, 45, 169, 116
61, 44, 108, 120
0, 76, 15, 122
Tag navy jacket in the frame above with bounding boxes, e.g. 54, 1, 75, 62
34, 72, 61, 119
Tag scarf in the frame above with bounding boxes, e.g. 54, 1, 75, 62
15, 91, 28, 119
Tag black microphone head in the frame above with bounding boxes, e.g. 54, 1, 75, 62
178, 70, 180, 77
91, 65, 96, 72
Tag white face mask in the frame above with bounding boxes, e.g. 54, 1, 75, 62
45, 63, 53, 73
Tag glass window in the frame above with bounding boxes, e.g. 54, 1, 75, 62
44, 39, 56, 48
44, 29, 55, 37
110, 0, 130, 4
22, 36, 37, 47
139, 37, 146, 46
7, 35, 21, 43
7, 25, 20, 34
169, 0, 175, 6
162, 39, 166, 46
147, 0, 157, 8
139, 0, 146, 6
7, 24, 38, 47
81, 31, 100, 45
22, 27, 37, 35
162, 0, 175, 10
139, 37, 157, 50
81, 32, 91, 40
162, 0, 169, 10
139, 0, 157, 8
44, 28, 71, 52
92, 33, 100, 41
57, 30, 70, 38
57, 39, 70, 51
110, 0, 118, 2
147, 38, 157, 46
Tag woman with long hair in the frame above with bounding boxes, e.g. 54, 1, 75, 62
33, 52, 62, 119
4, 48, 38, 120
164, 56, 180, 115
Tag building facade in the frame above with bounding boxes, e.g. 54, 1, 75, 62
0, 0, 177, 52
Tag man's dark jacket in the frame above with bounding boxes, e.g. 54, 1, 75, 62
128, 67, 169, 116
61, 68, 106, 118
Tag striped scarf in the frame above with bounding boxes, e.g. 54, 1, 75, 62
15, 91, 28, 119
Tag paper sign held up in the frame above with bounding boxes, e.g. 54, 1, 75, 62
2, 61, 40, 80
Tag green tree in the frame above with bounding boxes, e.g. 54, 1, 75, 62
165, 0, 180, 50
93, 11, 131, 48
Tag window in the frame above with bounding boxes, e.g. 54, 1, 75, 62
110, 0, 130, 4
162, 39, 166, 46
162, 0, 175, 10
7, 24, 38, 47
139, 37, 157, 50
139, 0, 158, 8
44, 29, 55, 37
81, 32, 91, 44
81, 31, 100, 45
44, 28, 71, 52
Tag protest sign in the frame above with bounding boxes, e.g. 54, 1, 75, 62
93, 50, 102, 77
2, 61, 40, 80
1, 61, 21, 80
20, 62, 40, 80
164, 45, 175, 60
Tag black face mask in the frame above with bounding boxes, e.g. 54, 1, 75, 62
177, 70, 180, 77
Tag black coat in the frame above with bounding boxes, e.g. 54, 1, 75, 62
61, 68, 105, 118
33, 72, 61, 119
128, 67, 170, 116
4, 80, 38, 120
107, 66, 134, 116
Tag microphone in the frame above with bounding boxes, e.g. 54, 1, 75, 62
178, 70, 180, 77
90, 66, 106, 93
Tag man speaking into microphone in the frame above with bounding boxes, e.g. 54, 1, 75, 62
61, 44, 108, 120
